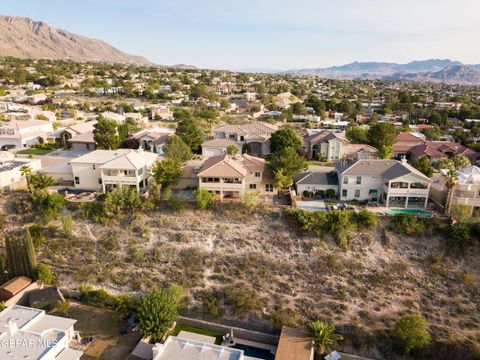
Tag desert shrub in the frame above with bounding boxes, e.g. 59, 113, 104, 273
79, 285, 117, 308
80, 201, 107, 223
354, 210, 378, 229
28, 224, 46, 247
61, 215, 73, 238
450, 205, 473, 222
243, 191, 259, 210
37, 263, 54, 285
270, 308, 300, 328
104, 186, 142, 220
30, 190, 65, 221
315, 190, 325, 198
388, 214, 428, 235
393, 314, 431, 353
224, 284, 265, 317
447, 221, 480, 250
193, 189, 213, 209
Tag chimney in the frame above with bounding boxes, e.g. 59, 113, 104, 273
401, 156, 407, 164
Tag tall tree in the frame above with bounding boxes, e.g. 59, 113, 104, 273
270, 148, 307, 190
5, 229, 38, 279
176, 118, 204, 153
445, 169, 459, 215
269, 128, 302, 154
20, 165, 33, 193
163, 135, 192, 163
93, 115, 119, 150
135, 287, 180, 342
367, 122, 396, 150
151, 159, 183, 188
412, 156, 433, 177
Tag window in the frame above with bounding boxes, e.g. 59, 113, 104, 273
342, 189, 347, 197
265, 184, 274, 192
229, 134, 236, 139
255, 172, 261, 177
343, 177, 348, 184
92, 164, 96, 170
356, 176, 362, 185
74, 177, 80, 185
249, 184, 257, 189
98, 178, 102, 184
355, 189, 360, 198
369, 189, 378, 196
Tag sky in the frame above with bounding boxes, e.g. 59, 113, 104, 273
1, 0, 480, 70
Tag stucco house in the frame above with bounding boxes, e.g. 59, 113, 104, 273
430, 165, 480, 215
67, 149, 158, 192
133, 128, 174, 155
207, 123, 278, 157
196, 154, 276, 199
304, 130, 378, 161
336, 158, 432, 208
0, 120, 54, 148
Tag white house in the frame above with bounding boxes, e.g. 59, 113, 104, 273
0, 120, 54, 148
69, 149, 158, 192
133, 128, 175, 155
0, 153, 42, 190
0, 305, 83, 360
337, 159, 432, 208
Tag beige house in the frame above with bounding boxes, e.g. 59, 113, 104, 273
0, 120, 54, 148
207, 123, 278, 156
197, 154, 276, 199
304, 130, 377, 161
430, 166, 480, 214
337, 159, 432, 208
69, 149, 158, 192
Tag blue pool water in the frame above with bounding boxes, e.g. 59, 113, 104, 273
385, 208, 432, 217
232, 343, 275, 360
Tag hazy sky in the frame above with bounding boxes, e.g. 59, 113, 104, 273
1, 0, 480, 69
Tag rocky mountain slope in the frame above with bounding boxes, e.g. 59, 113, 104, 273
288, 59, 480, 84
0, 15, 151, 64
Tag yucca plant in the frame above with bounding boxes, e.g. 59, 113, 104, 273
309, 320, 343, 356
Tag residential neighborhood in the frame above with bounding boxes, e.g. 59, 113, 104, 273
0, 7, 479, 359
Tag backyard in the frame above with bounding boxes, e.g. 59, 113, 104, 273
54, 302, 141, 360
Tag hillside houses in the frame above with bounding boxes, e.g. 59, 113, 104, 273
204, 123, 278, 157
304, 130, 378, 161
0, 120, 54, 148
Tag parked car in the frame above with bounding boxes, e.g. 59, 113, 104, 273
1, 144, 16, 151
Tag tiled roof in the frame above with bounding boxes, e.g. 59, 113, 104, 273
341, 159, 431, 182
202, 139, 238, 148
197, 154, 265, 178
307, 130, 347, 144
395, 132, 425, 142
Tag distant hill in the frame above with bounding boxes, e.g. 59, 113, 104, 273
286, 59, 480, 84
0, 15, 151, 64
385, 65, 480, 85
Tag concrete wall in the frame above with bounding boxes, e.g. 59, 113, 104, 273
71, 163, 102, 191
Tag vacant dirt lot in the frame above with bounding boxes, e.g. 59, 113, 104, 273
0, 192, 478, 358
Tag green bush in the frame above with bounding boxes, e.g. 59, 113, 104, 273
393, 314, 431, 353
355, 210, 378, 229
388, 214, 428, 235
37, 263, 54, 285
326, 188, 336, 198
193, 189, 213, 209
80, 201, 107, 223
447, 221, 480, 250
79, 285, 117, 308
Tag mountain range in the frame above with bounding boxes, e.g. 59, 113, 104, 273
0, 15, 150, 64
286, 59, 480, 84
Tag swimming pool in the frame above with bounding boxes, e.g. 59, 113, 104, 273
385, 208, 433, 217
232, 343, 275, 360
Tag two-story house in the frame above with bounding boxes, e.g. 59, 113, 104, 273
69, 149, 158, 192
304, 130, 378, 161
336, 159, 432, 208
196, 154, 276, 199
430, 165, 480, 215
0, 120, 54, 148
203, 123, 278, 157
133, 128, 175, 155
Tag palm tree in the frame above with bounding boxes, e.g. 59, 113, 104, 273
30, 173, 55, 191
20, 165, 33, 193
445, 168, 458, 215
309, 320, 343, 356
